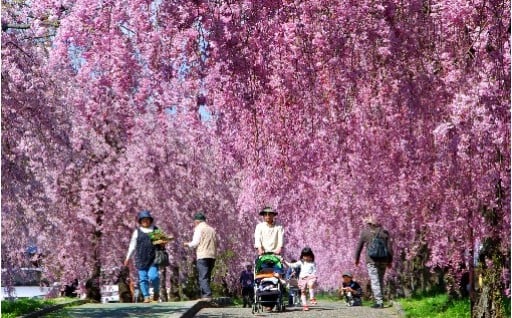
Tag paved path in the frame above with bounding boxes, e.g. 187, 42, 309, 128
196, 301, 399, 318
45, 300, 201, 318
43, 299, 400, 318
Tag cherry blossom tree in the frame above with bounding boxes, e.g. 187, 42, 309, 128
2, 0, 509, 315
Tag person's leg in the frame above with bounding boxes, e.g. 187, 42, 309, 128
197, 258, 212, 299
138, 269, 150, 302
205, 258, 215, 296
308, 277, 317, 304
298, 278, 308, 310
242, 287, 248, 307
148, 265, 160, 301
288, 287, 294, 306
377, 263, 387, 303
367, 263, 383, 306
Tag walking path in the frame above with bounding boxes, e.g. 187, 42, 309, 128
44, 300, 400, 318
195, 301, 400, 318
44, 300, 203, 318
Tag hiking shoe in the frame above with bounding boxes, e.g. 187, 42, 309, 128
310, 298, 317, 305
371, 303, 384, 309
143, 297, 151, 303
303, 305, 310, 311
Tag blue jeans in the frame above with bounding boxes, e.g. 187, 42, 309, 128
197, 258, 215, 298
138, 265, 159, 298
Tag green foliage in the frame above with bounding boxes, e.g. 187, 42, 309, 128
1, 298, 56, 318
503, 296, 511, 317
398, 293, 470, 318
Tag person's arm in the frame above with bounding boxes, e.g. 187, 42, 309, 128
354, 229, 366, 265
353, 281, 363, 297
186, 226, 202, 248
386, 231, 393, 266
286, 260, 300, 268
275, 225, 284, 254
254, 223, 264, 254
124, 230, 138, 265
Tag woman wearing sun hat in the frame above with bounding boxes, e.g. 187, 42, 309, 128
124, 210, 161, 303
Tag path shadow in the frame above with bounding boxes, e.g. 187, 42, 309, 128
63, 306, 188, 318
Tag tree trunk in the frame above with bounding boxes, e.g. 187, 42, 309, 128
85, 229, 102, 302
472, 175, 508, 318
472, 237, 507, 318
168, 264, 181, 301
159, 267, 168, 302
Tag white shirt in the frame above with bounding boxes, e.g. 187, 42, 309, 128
254, 222, 284, 253
125, 225, 155, 261
288, 260, 317, 278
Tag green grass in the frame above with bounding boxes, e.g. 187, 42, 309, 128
0, 297, 81, 318
398, 293, 470, 318
504, 296, 511, 317
1, 298, 56, 318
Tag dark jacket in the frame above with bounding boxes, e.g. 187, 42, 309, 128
342, 280, 363, 305
239, 270, 254, 288
135, 228, 156, 269
354, 225, 393, 264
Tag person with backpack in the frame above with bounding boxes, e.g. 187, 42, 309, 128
354, 215, 393, 309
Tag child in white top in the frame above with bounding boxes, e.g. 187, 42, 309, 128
285, 247, 318, 311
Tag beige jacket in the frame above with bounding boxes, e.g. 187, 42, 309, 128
187, 221, 217, 259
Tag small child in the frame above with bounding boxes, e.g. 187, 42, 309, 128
239, 263, 254, 308
285, 247, 318, 311
340, 271, 363, 306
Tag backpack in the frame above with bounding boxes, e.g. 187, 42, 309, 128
367, 228, 390, 261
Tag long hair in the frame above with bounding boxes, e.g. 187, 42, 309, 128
300, 247, 315, 262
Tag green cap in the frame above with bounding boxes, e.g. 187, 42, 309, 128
194, 211, 206, 221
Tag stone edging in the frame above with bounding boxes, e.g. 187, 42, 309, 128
18, 299, 89, 318
391, 300, 406, 318
180, 297, 233, 318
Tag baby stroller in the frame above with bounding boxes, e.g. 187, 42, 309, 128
252, 254, 286, 314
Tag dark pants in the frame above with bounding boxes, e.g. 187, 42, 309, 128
242, 286, 254, 307
197, 258, 215, 298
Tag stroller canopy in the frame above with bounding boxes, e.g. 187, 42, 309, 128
256, 254, 283, 273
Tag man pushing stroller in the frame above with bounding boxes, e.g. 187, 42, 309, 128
253, 206, 286, 312
254, 206, 284, 276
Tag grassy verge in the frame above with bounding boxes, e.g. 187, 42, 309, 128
397, 293, 470, 318
1, 298, 56, 318
1, 297, 81, 318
